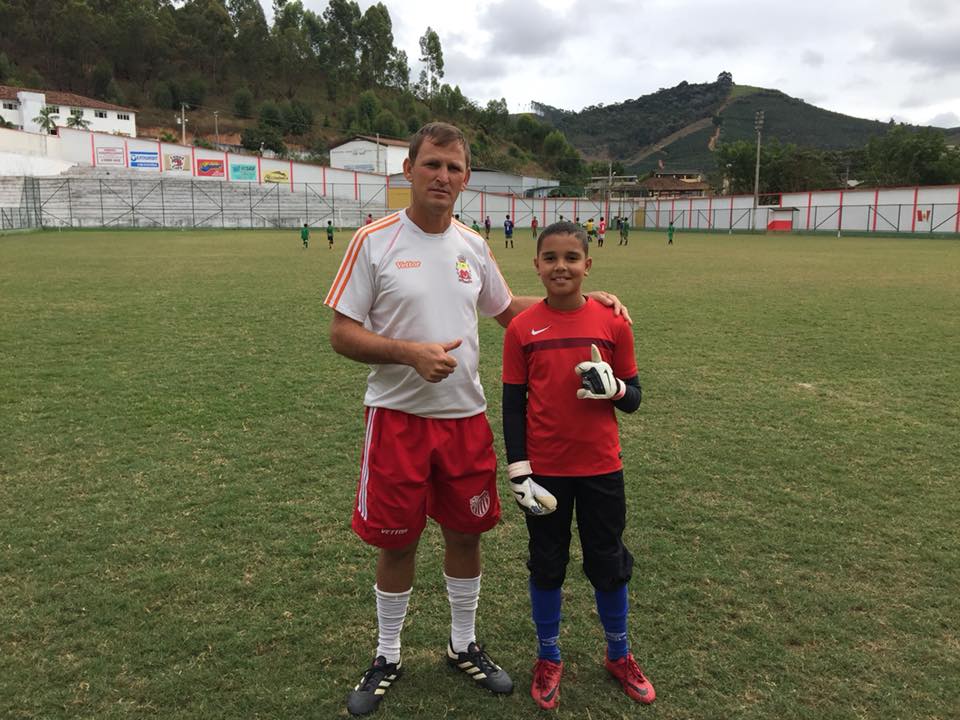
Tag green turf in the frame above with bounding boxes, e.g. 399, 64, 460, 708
2, 228, 958, 719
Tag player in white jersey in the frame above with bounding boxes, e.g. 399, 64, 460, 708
325, 122, 630, 716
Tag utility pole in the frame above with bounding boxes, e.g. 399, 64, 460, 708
376, 133, 381, 174
180, 103, 187, 146
213, 111, 220, 146
752, 110, 764, 232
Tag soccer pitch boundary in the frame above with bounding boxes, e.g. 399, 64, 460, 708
2, 229, 958, 719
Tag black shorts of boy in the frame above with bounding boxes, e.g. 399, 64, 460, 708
525, 470, 634, 593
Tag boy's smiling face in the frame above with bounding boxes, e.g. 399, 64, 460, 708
534, 232, 591, 307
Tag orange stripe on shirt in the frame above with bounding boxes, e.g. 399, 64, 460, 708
325, 213, 401, 308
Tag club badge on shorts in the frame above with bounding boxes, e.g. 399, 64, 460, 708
455, 255, 473, 284
470, 490, 491, 517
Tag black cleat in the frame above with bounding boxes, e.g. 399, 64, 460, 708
446, 640, 513, 694
346, 656, 402, 716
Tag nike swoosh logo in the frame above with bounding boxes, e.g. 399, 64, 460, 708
531, 326, 551, 335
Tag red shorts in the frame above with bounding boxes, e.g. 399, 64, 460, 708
352, 407, 501, 548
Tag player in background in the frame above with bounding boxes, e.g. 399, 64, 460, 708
501, 221, 654, 710
325, 124, 631, 717
504, 214, 514, 249
531, 215, 539, 238
667, 220, 675, 245
301, 223, 310, 249
585, 218, 596, 244
597, 217, 606, 247
365, 213, 374, 225
619, 215, 630, 245
327, 220, 335, 250
484, 215, 492, 240
471, 218, 482, 234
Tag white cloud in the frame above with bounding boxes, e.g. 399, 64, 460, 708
265, 0, 960, 125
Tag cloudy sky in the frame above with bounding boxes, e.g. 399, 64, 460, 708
264, 0, 960, 128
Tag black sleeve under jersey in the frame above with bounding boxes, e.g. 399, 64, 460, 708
613, 375, 642, 414
502, 383, 528, 464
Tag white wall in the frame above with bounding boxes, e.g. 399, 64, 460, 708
330, 139, 405, 175
643, 186, 960, 233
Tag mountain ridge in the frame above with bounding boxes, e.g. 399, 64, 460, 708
532, 77, 960, 175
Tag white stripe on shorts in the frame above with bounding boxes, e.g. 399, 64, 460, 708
358, 407, 378, 519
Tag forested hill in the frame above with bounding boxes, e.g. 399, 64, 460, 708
0, 0, 587, 182
534, 75, 904, 174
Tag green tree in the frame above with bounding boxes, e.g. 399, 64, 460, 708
91, 60, 113, 99
153, 81, 174, 111
373, 109, 403, 137
0, 53, 13, 83
385, 49, 410, 91
233, 87, 254, 118
241, 124, 286, 155
66, 112, 91, 130
229, 0, 270, 91
864, 125, 960, 186
33, 106, 59, 134
182, 75, 208, 108
258, 100, 283, 130
481, 98, 509, 132
358, 3, 394, 85
177, 0, 235, 88
281, 99, 313, 135
321, 0, 362, 80
355, 90, 381, 132
417, 26, 443, 98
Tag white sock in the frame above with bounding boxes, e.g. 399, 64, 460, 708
374, 584, 411, 664
445, 573, 481, 653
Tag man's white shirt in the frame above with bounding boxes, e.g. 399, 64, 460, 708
325, 211, 511, 418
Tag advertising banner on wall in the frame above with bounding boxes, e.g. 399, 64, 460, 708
263, 169, 289, 183
96, 146, 124, 167
230, 162, 257, 181
196, 159, 225, 177
130, 151, 159, 169
164, 154, 191, 172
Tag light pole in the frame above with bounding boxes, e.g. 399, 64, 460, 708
180, 103, 187, 146
752, 110, 764, 231
213, 111, 220, 146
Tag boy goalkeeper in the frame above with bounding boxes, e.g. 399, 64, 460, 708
500, 221, 654, 710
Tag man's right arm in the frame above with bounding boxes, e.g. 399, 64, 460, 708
329, 311, 462, 383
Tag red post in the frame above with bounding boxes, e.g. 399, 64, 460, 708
911, 186, 919, 232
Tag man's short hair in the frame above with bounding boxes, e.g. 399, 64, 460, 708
537, 221, 589, 255
409, 122, 471, 168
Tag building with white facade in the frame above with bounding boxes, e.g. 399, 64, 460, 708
330, 135, 409, 175
0, 85, 136, 137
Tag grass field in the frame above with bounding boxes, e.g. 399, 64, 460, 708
2, 227, 959, 719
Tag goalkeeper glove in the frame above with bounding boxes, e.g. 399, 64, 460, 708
575, 343, 626, 400
507, 461, 557, 516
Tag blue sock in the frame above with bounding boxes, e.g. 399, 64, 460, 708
529, 579, 562, 662
595, 585, 629, 660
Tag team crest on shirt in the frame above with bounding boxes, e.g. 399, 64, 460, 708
470, 490, 491, 517
455, 254, 473, 284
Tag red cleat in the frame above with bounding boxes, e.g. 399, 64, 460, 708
531, 658, 563, 710
604, 652, 655, 704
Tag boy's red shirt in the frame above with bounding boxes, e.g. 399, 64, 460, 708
502, 297, 637, 476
